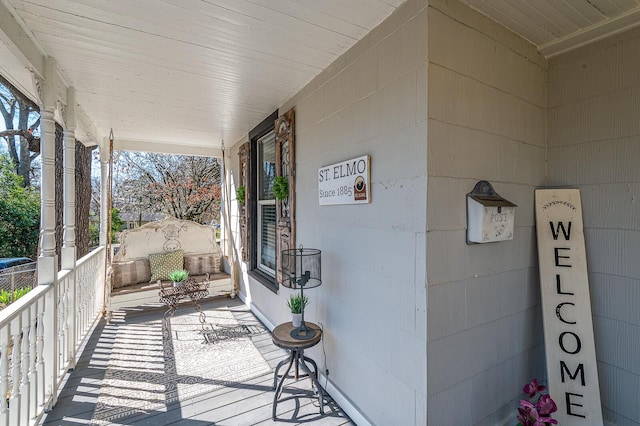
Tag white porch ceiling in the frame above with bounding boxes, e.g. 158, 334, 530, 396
1, 0, 405, 153
460, 0, 640, 57
2, 0, 640, 154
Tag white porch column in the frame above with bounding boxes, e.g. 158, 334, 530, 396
99, 147, 109, 246
37, 58, 58, 285
35, 57, 60, 408
61, 88, 76, 270
61, 88, 77, 369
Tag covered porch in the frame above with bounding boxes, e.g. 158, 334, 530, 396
2, 0, 640, 425
1, 1, 402, 424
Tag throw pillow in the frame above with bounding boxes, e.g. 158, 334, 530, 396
149, 250, 184, 282
184, 253, 221, 276
111, 259, 151, 289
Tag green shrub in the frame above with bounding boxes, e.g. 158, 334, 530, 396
0, 155, 40, 258
0, 286, 32, 306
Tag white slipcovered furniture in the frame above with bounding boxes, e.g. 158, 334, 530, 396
108, 217, 233, 312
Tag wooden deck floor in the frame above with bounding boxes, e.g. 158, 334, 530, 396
40, 298, 354, 426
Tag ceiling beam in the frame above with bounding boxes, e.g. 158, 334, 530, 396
540, 6, 640, 57
75, 107, 97, 146
0, 0, 46, 78
113, 138, 222, 158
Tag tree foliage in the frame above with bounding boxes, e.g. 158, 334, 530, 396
115, 153, 221, 224
110, 208, 124, 242
87, 208, 123, 245
0, 81, 94, 259
0, 155, 40, 258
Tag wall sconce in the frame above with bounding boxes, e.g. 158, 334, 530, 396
466, 180, 517, 244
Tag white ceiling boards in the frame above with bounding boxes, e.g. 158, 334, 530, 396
3, 0, 639, 154
1, 0, 405, 152
460, 0, 640, 57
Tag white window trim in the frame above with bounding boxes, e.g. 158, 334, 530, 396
256, 131, 276, 277
257, 200, 276, 276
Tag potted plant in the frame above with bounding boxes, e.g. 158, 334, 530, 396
286, 293, 309, 327
169, 269, 189, 288
273, 176, 289, 200
236, 186, 246, 204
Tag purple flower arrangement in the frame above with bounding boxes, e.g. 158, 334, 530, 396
516, 379, 557, 426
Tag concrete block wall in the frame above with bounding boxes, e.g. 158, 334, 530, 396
230, 0, 429, 424
426, 0, 548, 424
548, 28, 640, 426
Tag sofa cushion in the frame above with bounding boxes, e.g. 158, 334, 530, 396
111, 259, 151, 289
184, 253, 221, 275
149, 250, 184, 282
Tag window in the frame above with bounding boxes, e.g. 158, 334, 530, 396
256, 131, 276, 275
248, 110, 278, 292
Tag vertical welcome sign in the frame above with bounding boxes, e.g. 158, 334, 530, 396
535, 189, 602, 424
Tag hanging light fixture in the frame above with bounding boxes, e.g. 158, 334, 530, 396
279, 245, 322, 339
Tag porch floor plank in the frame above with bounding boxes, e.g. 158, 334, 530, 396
39, 298, 353, 426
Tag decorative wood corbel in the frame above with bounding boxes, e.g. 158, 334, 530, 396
238, 142, 250, 262
275, 108, 295, 286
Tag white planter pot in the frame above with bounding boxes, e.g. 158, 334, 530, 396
173, 281, 185, 288
291, 313, 302, 327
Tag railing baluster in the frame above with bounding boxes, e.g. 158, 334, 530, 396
43, 283, 57, 411
9, 319, 21, 426
86, 260, 91, 333
85, 263, 90, 331
28, 304, 37, 421
19, 310, 30, 423
0, 326, 9, 426
60, 277, 69, 374
35, 300, 44, 413
77, 279, 84, 341
68, 269, 76, 370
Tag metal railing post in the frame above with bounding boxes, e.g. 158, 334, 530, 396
42, 281, 58, 411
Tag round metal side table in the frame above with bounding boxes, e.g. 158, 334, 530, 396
271, 321, 324, 420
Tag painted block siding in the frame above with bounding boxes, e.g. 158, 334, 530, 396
426, 0, 547, 424
547, 28, 640, 426
231, 0, 429, 424
223, 0, 640, 424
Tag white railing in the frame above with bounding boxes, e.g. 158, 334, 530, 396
0, 247, 106, 426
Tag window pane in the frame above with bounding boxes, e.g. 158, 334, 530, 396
259, 204, 277, 272
258, 132, 276, 200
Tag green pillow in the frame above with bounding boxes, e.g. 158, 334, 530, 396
149, 250, 184, 282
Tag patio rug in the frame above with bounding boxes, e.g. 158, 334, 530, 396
90, 307, 270, 424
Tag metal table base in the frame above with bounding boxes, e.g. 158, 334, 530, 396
271, 322, 324, 420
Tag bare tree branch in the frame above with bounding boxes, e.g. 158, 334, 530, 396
0, 129, 35, 140
0, 80, 40, 186
112, 153, 221, 224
